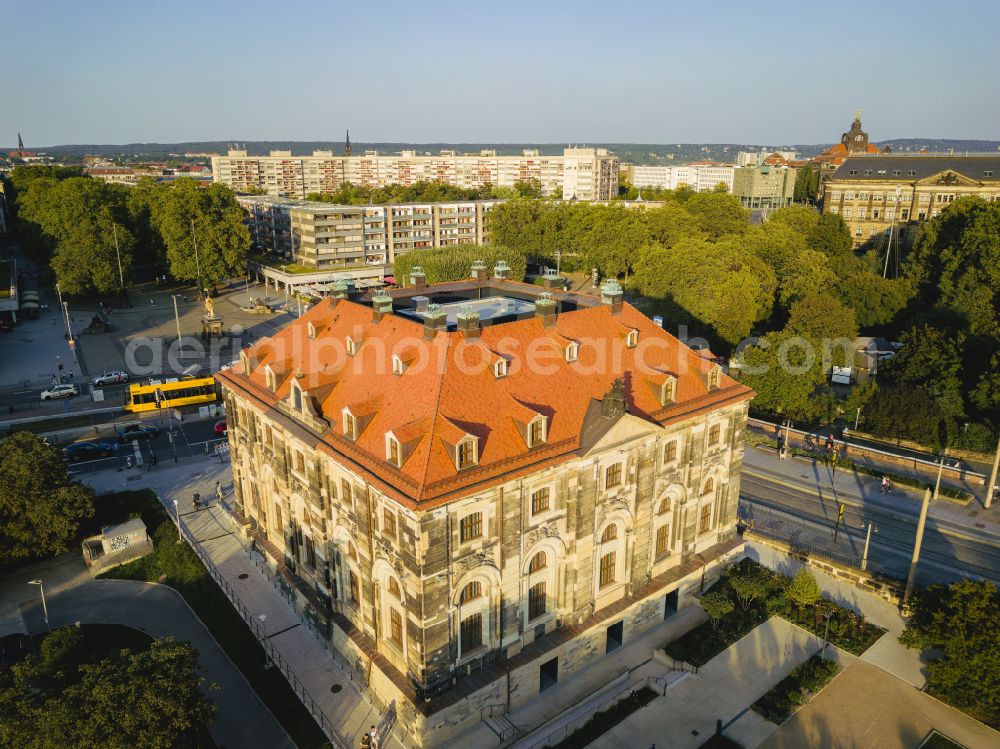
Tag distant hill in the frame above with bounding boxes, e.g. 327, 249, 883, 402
6, 139, 1000, 166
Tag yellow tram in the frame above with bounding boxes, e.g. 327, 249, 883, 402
124, 376, 218, 413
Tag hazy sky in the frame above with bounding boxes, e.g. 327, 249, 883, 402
5, 0, 1000, 147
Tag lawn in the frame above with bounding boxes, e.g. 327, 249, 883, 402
751, 654, 840, 724
95, 490, 330, 749
665, 559, 885, 667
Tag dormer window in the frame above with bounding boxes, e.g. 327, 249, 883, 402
565, 341, 579, 363
493, 359, 508, 378
291, 381, 303, 412
264, 365, 276, 392
528, 415, 547, 447
342, 408, 357, 440
625, 330, 638, 348
386, 434, 401, 466
392, 354, 405, 376
240, 351, 250, 376
657, 375, 677, 406
457, 437, 478, 470
307, 321, 318, 339
708, 366, 721, 391
346, 336, 357, 356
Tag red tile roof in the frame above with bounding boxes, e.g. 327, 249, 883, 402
217, 294, 754, 509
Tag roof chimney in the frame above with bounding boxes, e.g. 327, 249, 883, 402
601, 279, 624, 315
535, 292, 557, 327
493, 260, 511, 280
542, 269, 564, 290
456, 304, 480, 337
332, 281, 350, 301
471, 259, 487, 284
410, 265, 427, 289
372, 290, 393, 322
423, 303, 447, 340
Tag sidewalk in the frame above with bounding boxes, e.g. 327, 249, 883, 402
743, 446, 1000, 542
81, 458, 398, 749
587, 617, 821, 749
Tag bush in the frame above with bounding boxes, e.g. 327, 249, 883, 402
752, 654, 840, 724
550, 687, 656, 749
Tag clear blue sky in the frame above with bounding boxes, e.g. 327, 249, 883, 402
5, 0, 999, 147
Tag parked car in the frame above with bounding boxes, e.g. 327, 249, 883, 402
93, 370, 128, 387
40, 384, 79, 401
116, 424, 159, 442
214, 420, 228, 435
64, 441, 115, 461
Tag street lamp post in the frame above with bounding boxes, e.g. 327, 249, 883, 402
821, 609, 832, 659
904, 457, 944, 607
172, 498, 182, 543
258, 614, 271, 668
28, 579, 49, 631
112, 222, 125, 291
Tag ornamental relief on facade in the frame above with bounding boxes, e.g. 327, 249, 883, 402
457, 549, 496, 573
525, 521, 561, 549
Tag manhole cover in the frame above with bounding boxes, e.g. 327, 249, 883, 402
330, 684, 342, 694
238, 573, 249, 580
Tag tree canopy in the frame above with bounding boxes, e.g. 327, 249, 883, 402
0, 432, 94, 565
900, 580, 1000, 728
0, 627, 216, 748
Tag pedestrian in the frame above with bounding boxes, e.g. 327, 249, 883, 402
150, 450, 158, 469
216, 481, 224, 501
126, 456, 133, 470
51, 316, 56, 326
150, 298, 155, 307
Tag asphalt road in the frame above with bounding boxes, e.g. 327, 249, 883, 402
65, 418, 226, 475
740, 473, 1000, 586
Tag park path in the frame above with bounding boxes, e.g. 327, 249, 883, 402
17, 578, 296, 749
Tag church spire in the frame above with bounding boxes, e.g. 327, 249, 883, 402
343, 130, 352, 157
17, 132, 23, 150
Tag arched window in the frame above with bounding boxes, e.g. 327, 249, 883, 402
657, 498, 671, 515
702, 478, 714, 496
528, 552, 547, 573
460, 581, 482, 604
388, 577, 401, 599
601, 525, 618, 543
528, 581, 546, 620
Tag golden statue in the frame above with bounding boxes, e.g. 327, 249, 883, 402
204, 296, 215, 318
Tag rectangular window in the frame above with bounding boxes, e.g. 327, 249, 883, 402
664, 440, 678, 463
341, 479, 353, 507
599, 551, 616, 588
529, 419, 545, 446
460, 512, 483, 543
605, 463, 623, 489
387, 438, 400, 466
531, 487, 550, 515
699, 505, 712, 534
843, 208, 852, 218
389, 608, 403, 645
383, 509, 397, 540
528, 581, 547, 620
305, 536, 315, 568
708, 424, 721, 446
349, 570, 360, 604
458, 440, 476, 469
295, 451, 305, 473
656, 524, 670, 557
461, 612, 483, 651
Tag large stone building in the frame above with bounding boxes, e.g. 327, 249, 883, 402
238, 195, 499, 268
216, 267, 753, 747
624, 162, 735, 193
822, 155, 1000, 248
213, 147, 619, 201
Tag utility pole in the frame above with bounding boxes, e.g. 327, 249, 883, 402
172, 295, 183, 361
191, 219, 203, 296
860, 520, 877, 571
112, 222, 125, 291
903, 487, 932, 606
833, 502, 845, 543
986, 435, 1000, 510
854, 407, 861, 430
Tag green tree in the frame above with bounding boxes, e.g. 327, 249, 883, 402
392, 244, 527, 286
744, 223, 835, 307
642, 202, 704, 248
683, 191, 749, 239
0, 627, 217, 748
699, 590, 734, 631
148, 179, 250, 290
0, 432, 94, 565
865, 385, 948, 450
793, 164, 819, 203
786, 569, 822, 610
728, 566, 769, 612
769, 204, 820, 236
738, 331, 826, 419
900, 580, 1000, 727
881, 325, 966, 420
806, 212, 852, 257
